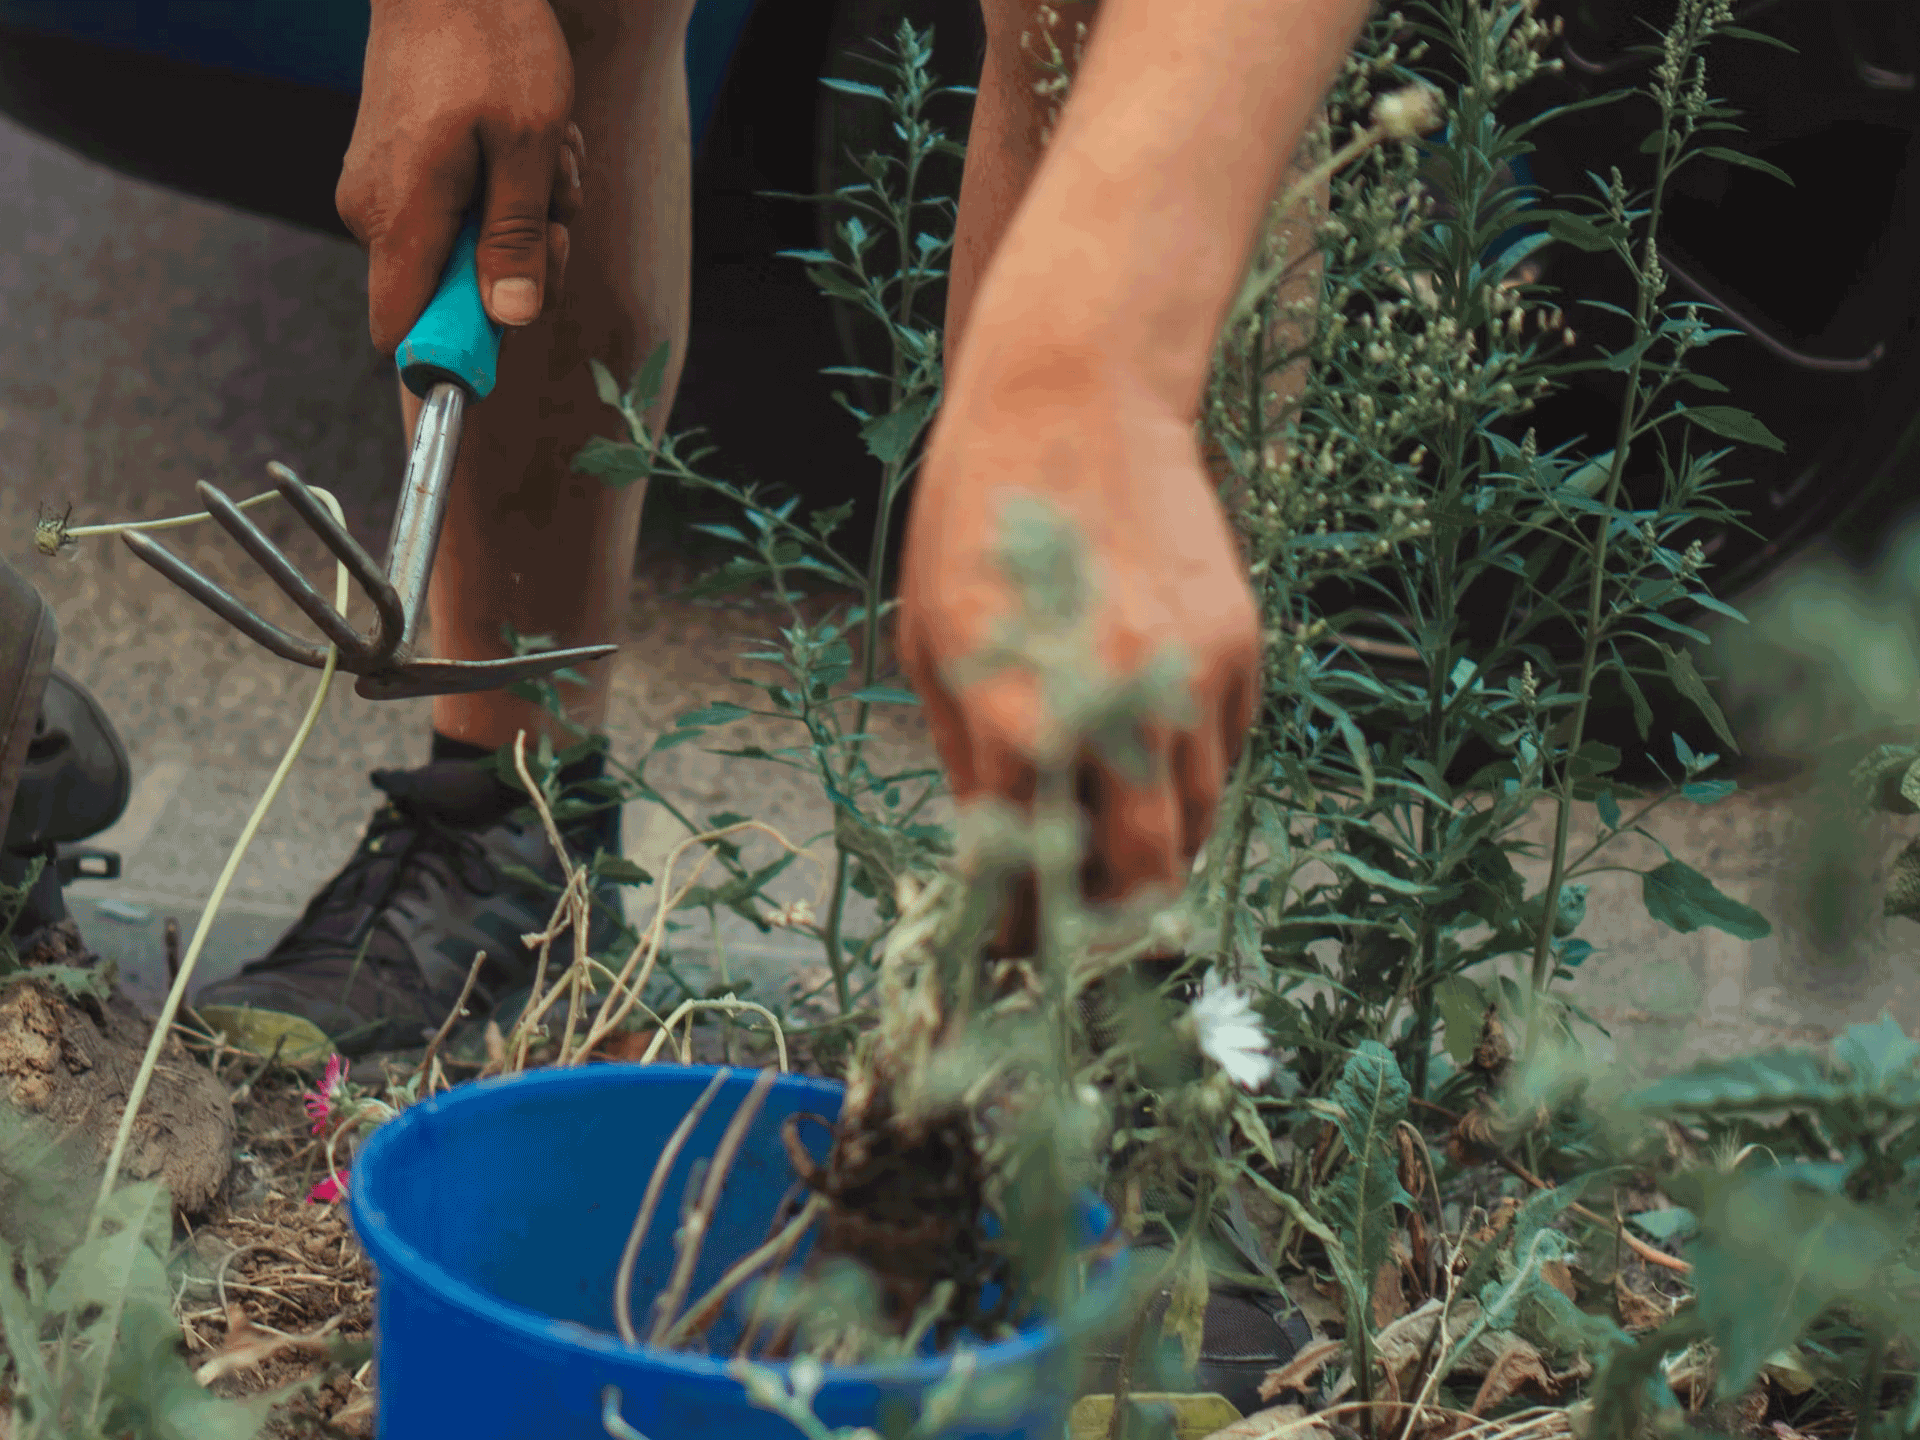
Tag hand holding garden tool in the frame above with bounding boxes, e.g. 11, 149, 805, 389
123, 215, 618, 701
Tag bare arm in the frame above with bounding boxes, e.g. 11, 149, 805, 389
951, 0, 1373, 420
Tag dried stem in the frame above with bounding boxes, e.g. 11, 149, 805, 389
640, 996, 790, 1072
660, 1194, 826, 1349
613, 1068, 732, 1343
413, 951, 486, 1094
647, 1067, 781, 1345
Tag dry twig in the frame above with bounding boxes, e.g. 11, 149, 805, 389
647, 1067, 781, 1345
613, 1069, 731, 1342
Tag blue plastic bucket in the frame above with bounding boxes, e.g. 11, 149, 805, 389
350, 1064, 1120, 1439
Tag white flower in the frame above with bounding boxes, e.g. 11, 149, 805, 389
1191, 981, 1276, 1091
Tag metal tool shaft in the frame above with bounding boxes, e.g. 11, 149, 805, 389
384, 380, 466, 662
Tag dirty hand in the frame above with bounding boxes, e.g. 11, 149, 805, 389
898, 356, 1261, 937
337, 0, 583, 352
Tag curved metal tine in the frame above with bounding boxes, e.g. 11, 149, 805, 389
195, 480, 367, 657
355, 643, 620, 701
121, 530, 330, 670
267, 466, 407, 658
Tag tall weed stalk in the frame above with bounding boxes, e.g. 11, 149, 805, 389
1200, 0, 1775, 1117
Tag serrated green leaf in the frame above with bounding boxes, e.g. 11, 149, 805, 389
1718, 24, 1796, 51
1561, 450, 1616, 497
1694, 146, 1793, 186
1887, 836, 1920, 921
1616, 656, 1654, 742
1641, 859, 1770, 939
1321, 850, 1429, 897
819, 75, 890, 101
859, 394, 938, 465
592, 855, 654, 887
0, 1236, 57, 1419
629, 340, 672, 409
1323, 1041, 1412, 1323
1682, 779, 1736, 804
1547, 212, 1615, 253
1628, 1049, 1840, 1114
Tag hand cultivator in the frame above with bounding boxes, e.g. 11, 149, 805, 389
123, 218, 617, 700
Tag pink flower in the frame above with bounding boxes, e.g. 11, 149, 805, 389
303, 1053, 349, 1134
306, 1171, 348, 1205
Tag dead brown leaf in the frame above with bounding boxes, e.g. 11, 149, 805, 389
1372, 1253, 1410, 1330
1614, 1276, 1668, 1333
1406, 1209, 1433, 1300
590, 1029, 652, 1063
1472, 1006, 1511, 1076
1539, 1259, 1578, 1302
1469, 1334, 1557, 1415
1259, 1338, 1347, 1403
332, 1383, 375, 1436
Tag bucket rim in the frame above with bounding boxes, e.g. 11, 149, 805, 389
348, 1062, 1118, 1391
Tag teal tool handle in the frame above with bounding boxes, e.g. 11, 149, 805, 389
395, 213, 502, 401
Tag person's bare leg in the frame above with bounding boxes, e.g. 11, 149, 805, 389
401, 0, 698, 751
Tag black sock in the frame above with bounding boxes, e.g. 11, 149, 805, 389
429, 731, 491, 764
430, 730, 605, 784
431, 731, 616, 848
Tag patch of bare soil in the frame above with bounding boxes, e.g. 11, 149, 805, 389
179, 1074, 376, 1437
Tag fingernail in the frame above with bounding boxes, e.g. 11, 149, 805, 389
491, 276, 539, 325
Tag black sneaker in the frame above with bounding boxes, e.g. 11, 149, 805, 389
1081, 1244, 1313, 1419
191, 756, 626, 1056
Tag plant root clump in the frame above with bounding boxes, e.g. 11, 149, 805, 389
785, 1092, 999, 1349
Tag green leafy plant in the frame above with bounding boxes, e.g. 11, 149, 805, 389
1192, 0, 1773, 1128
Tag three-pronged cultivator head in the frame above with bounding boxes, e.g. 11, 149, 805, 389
123, 215, 618, 701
